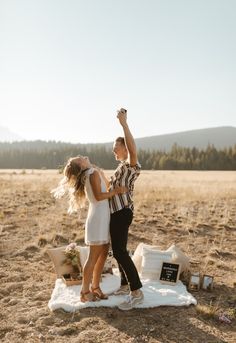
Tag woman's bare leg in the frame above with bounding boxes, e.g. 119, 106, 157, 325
81, 245, 106, 294
92, 243, 109, 289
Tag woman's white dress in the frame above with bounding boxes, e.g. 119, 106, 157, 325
84, 168, 110, 245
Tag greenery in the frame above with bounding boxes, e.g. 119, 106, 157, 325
63, 243, 82, 276
0, 141, 235, 170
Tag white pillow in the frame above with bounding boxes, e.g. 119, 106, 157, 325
132, 243, 161, 273
141, 246, 172, 280
166, 244, 190, 273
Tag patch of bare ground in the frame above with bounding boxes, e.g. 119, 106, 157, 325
0, 170, 235, 343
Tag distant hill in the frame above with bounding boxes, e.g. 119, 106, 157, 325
0, 126, 235, 170
0, 126, 23, 142
0, 126, 235, 151
134, 126, 236, 151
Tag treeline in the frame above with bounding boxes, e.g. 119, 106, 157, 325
0, 141, 236, 170
139, 144, 236, 170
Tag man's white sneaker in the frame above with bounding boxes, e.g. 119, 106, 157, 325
118, 290, 144, 311
113, 285, 130, 296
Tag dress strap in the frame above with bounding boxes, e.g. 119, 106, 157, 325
86, 167, 95, 176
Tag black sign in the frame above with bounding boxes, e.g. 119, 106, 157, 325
159, 262, 180, 284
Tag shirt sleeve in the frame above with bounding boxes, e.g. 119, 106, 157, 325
125, 161, 141, 170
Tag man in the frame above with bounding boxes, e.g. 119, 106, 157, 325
109, 108, 143, 311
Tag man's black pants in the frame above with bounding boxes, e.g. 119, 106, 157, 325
110, 208, 142, 291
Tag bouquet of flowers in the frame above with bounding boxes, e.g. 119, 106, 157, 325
62, 243, 82, 284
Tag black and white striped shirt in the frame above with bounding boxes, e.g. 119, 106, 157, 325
109, 161, 141, 214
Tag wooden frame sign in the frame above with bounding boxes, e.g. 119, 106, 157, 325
159, 262, 181, 285
201, 274, 214, 291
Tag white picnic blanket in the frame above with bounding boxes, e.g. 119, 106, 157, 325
48, 273, 197, 312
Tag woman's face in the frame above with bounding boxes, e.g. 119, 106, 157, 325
73, 156, 91, 170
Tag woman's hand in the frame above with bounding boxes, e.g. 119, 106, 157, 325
90, 170, 128, 200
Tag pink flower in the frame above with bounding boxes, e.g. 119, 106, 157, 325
68, 242, 77, 249
219, 314, 232, 324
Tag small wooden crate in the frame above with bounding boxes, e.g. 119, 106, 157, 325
62, 274, 82, 286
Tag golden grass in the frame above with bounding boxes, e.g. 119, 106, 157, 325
196, 302, 219, 319
0, 169, 236, 343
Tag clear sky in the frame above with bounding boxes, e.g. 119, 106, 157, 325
0, 0, 235, 143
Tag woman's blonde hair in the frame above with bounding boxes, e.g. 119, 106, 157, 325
51, 156, 88, 213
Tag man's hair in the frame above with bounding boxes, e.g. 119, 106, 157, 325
115, 137, 125, 146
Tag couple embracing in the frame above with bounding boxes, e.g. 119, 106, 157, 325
53, 109, 143, 311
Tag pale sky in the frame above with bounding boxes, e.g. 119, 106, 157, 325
0, 0, 235, 143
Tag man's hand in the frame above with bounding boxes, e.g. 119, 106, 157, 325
116, 107, 137, 166
117, 108, 128, 127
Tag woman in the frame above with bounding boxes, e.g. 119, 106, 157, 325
52, 155, 127, 302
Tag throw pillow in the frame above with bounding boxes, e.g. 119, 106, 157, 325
47, 246, 74, 277
166, 244, 190, 273
47, 245, 89, 277
141, 246, 172, 280
132, 243, 161, 273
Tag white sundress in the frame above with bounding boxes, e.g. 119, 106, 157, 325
84, 168, 110, 245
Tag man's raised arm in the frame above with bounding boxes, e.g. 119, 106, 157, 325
117, 108, 138, 166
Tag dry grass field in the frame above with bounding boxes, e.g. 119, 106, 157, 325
0, 169, 236, 343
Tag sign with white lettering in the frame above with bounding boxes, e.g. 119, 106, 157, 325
159, 262, 181, 285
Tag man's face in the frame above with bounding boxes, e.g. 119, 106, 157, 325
112, 141, 127, 161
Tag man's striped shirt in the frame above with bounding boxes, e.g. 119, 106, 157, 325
109, 161, 141, 214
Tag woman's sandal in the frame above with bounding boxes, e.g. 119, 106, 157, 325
80, 290, 98, 303
91, 286, 109, 300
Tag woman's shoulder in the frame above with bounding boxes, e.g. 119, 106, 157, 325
86, 168, 100, 179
